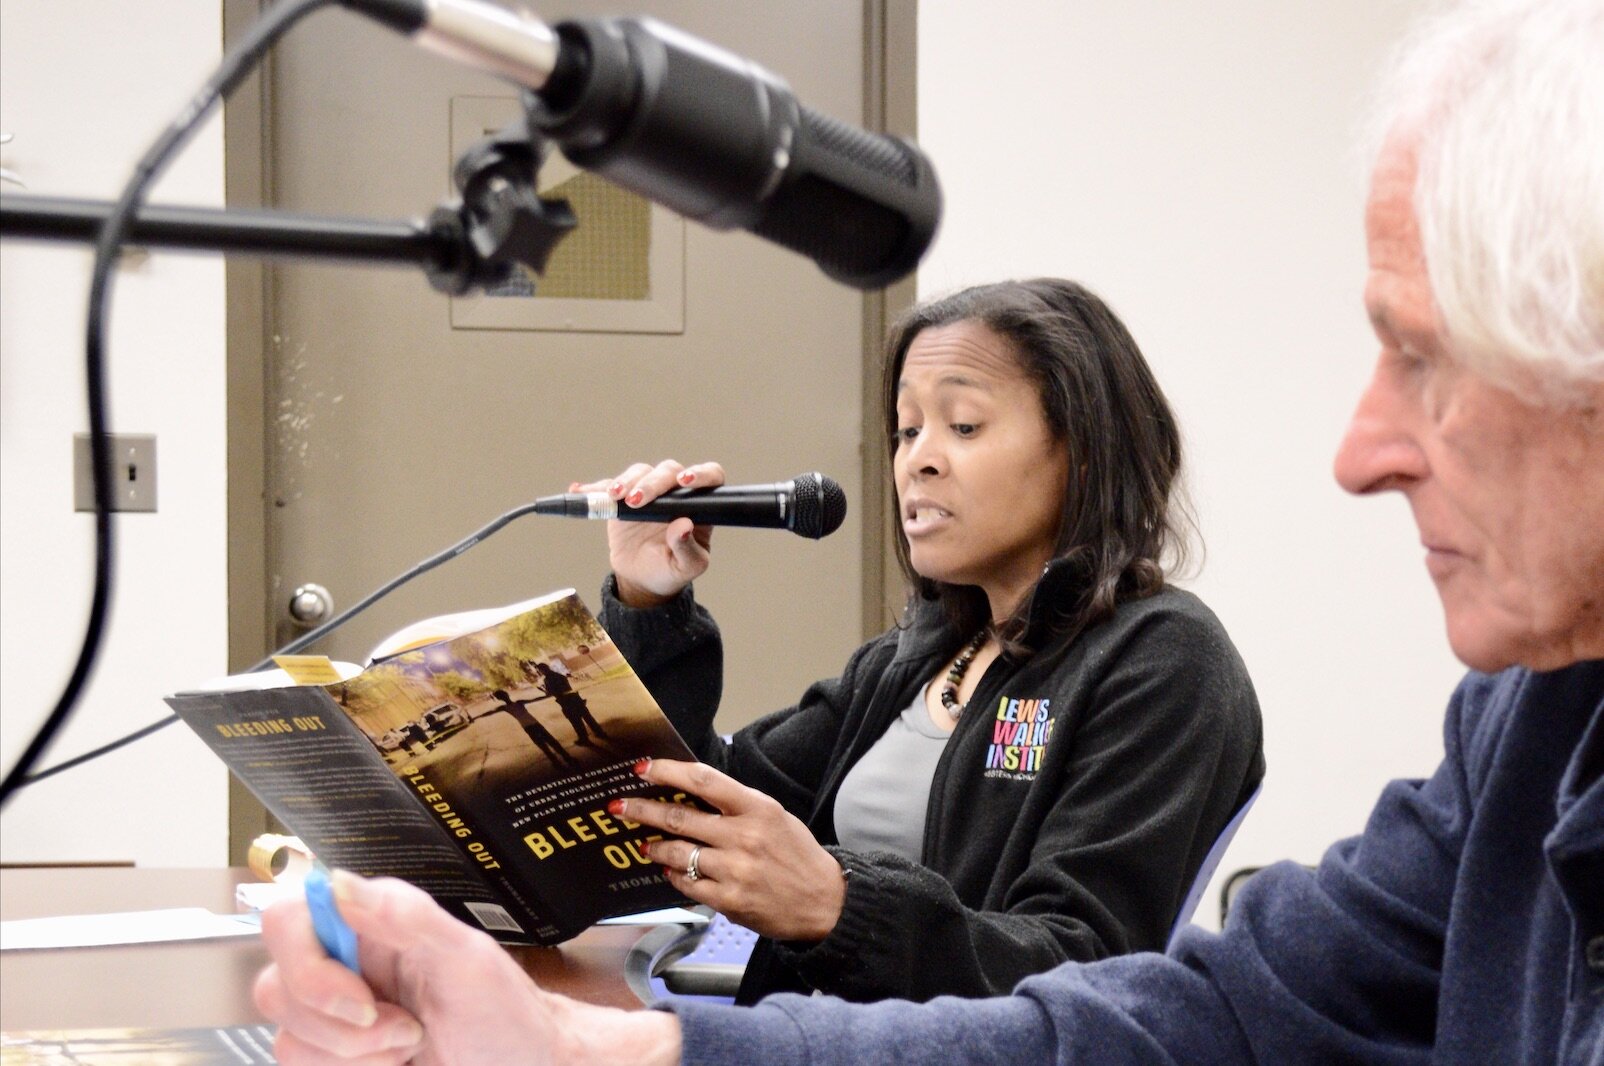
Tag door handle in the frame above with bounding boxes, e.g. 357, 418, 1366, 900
287, 583, 334, 628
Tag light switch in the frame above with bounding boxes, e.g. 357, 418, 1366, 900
74, 433, 157, 513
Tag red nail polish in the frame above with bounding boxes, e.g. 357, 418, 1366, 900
627, 490, 643, 506
678, 471, 693, 484
633, 758, 651, 776
662, 866, 674, 878
607, 799, 625, 817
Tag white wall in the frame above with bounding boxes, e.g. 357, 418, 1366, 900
0, 1, 1469, 897
0, 1, 230, 864
918, 0, 1466, 928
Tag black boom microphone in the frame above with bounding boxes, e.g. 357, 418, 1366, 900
339, 0, 940, 289
534, 472, 847, 539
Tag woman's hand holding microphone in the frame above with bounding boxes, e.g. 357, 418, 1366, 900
570, 459, 726, 608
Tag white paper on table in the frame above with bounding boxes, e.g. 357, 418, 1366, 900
597, 906, 708, 926
0, 907, 261, 951
230, 884, 705, 929
235, 879, 301, 913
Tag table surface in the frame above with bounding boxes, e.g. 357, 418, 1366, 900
0, 866, 649, 1031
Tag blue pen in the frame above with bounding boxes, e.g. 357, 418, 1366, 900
304, 867, 361, 974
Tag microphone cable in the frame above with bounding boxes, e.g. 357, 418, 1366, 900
12, 497, 548, 792
0, 0, 343, 811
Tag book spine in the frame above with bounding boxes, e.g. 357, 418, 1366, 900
388, 756, 566, 943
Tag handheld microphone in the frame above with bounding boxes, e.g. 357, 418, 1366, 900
338, 0, 940, 289
533, 472, 847, 539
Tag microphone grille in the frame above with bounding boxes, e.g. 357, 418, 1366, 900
791, 473, 848, 539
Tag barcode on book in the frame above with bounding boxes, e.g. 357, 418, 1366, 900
464, 901, 525, 934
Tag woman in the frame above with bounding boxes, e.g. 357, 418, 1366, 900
583, 278, 1264, 1004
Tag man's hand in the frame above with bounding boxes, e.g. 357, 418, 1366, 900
253, 872, 682, 1065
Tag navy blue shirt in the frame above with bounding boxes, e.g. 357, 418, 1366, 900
673, 660, 1604, 1064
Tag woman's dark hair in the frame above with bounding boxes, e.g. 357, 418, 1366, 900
882, 278, 1194, 650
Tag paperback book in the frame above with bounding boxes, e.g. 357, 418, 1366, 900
165, 589, 699, 945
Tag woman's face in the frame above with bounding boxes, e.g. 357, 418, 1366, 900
894, 320, 1070, 620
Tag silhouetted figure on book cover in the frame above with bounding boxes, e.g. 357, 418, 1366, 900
486, 689, 578, 769
401, 720, 431, 756
530, 661, 609, 747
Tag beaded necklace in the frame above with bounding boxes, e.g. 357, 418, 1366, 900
939, 629, 991, 718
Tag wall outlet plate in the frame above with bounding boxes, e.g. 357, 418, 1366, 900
74, 433, 157, 513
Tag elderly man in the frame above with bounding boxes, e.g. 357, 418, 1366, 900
253, 0, 1604, 1062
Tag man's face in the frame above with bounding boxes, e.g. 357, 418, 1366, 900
1333, 139, 1604, 673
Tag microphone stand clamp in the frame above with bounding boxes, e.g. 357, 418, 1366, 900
425, 120, 576, 296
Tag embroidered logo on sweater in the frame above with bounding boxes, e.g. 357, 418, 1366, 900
983, 696, 1055, 779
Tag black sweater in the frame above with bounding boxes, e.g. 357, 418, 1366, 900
601, 561, 1265, 1004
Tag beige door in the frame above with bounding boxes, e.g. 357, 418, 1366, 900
225, 2, 916, 852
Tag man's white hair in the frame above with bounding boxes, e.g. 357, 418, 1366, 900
1371, 0, 1604, 402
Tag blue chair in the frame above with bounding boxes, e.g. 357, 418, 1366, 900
626, 911, 758, 1006
1167, 783, 1261, 949
1218, 864, 1267, 926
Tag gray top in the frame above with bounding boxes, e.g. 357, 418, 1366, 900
832, 684, 952, 862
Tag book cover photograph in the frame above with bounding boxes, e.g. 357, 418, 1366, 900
165, 590, 701, 945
